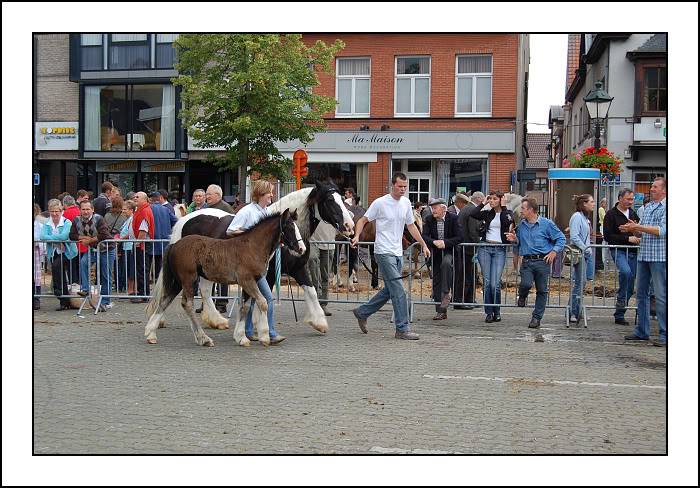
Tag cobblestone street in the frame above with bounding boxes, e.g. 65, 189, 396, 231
33, 298, 667, 454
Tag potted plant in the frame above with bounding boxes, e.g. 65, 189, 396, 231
564, 146, 622, 176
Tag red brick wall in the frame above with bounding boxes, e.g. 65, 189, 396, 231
488, 153, 516, 192
304, 33, 520, 123
368, 153, 391, 203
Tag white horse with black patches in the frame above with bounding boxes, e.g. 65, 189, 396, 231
150, 180, 354, 343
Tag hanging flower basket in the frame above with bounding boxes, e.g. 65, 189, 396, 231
563, 146, 623, 176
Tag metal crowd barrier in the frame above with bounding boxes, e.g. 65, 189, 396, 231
33, 239, 643, 328
580, 243, 641, 328
406, 242, 575, 325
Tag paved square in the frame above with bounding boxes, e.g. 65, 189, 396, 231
33, 298, 666, 454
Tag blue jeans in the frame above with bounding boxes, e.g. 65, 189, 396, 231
633, 261, 667, 342
519, 259, 551, 320
245, 275, 277, 338
355, 254, 409, 332
79, 249, 114, 305
569, 253, 589, 319
477, 246, 506, 315
612, 249, 637, 320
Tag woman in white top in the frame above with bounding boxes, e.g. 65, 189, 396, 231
470, 191, 515, 323
225, 180, 285, 344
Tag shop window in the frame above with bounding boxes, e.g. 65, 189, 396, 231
109, 34, 150, 70
83, 84, 175, 152
455, 55, 492, 115
336, 57, 370, 116
395, 56, 430, 116
526, 177, 548, 192
447, 159, 485, 197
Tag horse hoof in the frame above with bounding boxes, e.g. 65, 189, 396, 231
310, 322, 328, 334
238, 337, 251, 347
203, 339, 215, 347
146, 338, 157, 344
260, 338, 270, 347
216, 322, 229, 330
158, 319, 166, 329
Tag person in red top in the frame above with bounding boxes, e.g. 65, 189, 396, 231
62, 194, 81, 284
131, 192, 155, 302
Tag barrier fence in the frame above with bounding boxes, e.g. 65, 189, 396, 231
33, 238, 643, 326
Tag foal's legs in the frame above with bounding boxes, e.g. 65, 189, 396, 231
181, 279, 214, 347
241, 280, 270, 346
233, 294, 252, 347
144, 289, 178, 344
200, 278, 229, 330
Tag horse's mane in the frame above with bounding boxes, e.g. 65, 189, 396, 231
268, 188, 314, 239
232, 211, 283, 238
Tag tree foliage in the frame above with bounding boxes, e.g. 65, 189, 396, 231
173, 34, 344, 180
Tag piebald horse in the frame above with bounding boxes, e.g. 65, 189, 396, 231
145, 209, 305, 347
152, 180, 354, 335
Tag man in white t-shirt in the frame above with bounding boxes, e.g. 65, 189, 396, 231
350, 172, 430, 340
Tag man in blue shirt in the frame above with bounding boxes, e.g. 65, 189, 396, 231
506, 197, 566, 328
619, 177, 667, 346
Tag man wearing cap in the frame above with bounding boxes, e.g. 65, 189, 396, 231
422, 197, 464, 320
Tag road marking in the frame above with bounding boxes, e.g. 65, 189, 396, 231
422, 374, 666, 390
369, 446, 463, 454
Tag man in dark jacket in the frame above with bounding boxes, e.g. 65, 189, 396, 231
422, 198, 464, 320
603, 188, 641, 325
157, 189, 176, 217
92, 181, 115, 217
454, 191, 484, 309
149, 192, 178, 278
69, 200, 113, 311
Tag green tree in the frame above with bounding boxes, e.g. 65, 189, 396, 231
173, 34, 344, 183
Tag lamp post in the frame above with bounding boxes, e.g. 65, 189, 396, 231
583, 80, 614, 150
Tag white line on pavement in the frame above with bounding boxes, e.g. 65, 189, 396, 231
422, 374, 667, 390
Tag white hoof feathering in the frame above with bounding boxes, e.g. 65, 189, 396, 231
302, 285, 329, 333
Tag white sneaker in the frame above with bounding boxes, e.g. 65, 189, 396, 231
103, 303, 114, 310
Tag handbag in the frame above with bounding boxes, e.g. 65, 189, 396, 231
563, 244, 583, 266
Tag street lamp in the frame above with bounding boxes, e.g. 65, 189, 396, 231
583, 80, 614, 150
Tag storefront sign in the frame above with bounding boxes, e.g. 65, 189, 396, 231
96, 161, 138, 173
141, 161, 186, 173
35, 122, 79, 150
276, 130, 515, 154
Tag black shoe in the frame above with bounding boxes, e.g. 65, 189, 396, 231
33, 300, 41, 311
485, 313, 494, 323
624, 334, 648, 341
493, 314, 501, 322
454, 305, 474, 310
528, 318, 541, 329
77, 290, 89, 297
651, 339, 666, 347
195, 305, 203, 313
321, 305, 332, 317
614, 318, 630, 326
517, 295, 526, 307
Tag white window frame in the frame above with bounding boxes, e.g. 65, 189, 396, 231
394, 56, 431, 117
335, 57, 371, 117
454, 54, 493, 117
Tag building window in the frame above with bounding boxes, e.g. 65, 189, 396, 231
643, 67, 667, 113
83, 84, 175, 152
336, 58, 370, 117
395, 56, 430, 116
156, 34, 178, 69
81, 34, 103, 71
455, 55, 492, 115
109, 34, 150, 70
526, 177, 548, 192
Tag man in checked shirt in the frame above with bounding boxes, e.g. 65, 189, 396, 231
619, 177, 667, 346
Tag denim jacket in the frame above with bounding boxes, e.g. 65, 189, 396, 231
569, 212, 592, 256
40, 216, 78, 260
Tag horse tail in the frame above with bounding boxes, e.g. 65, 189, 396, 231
145, 244, 180, 318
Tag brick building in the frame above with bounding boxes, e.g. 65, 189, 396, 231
33, 34, 529, 209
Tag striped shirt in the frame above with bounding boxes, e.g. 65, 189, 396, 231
437, 218, 445, 240
638, 198, 666, 262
